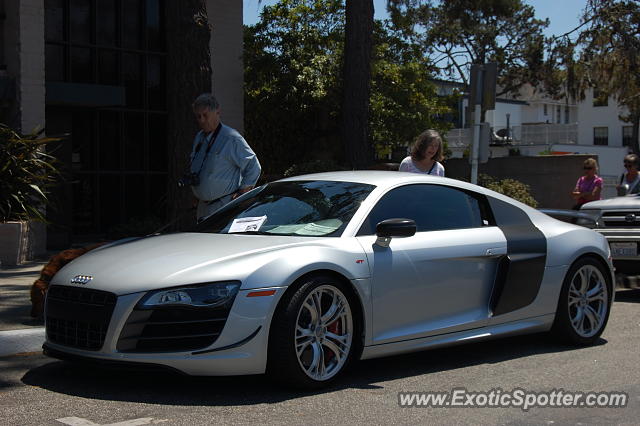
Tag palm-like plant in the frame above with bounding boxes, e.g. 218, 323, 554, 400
0, 124, 61, 222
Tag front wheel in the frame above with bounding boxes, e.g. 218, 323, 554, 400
267, 276, 359, 389
552, 256, 612, 345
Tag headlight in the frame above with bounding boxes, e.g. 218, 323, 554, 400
137, 281, 240, 309
576, 211, 600, 228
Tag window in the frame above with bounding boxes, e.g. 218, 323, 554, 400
197, 181, 376, 237
357, 184, 490, 236
623, 126, 634, 147
45, 0, 168, 238
543, 104, 547, 115
593, 88, 608, 107
556, 105, 561, 123
594, 127, 608, 146
564, 105, 569, 124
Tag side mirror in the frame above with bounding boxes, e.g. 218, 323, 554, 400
375, 218, 416, 247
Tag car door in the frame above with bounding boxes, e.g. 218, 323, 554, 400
355, 183, 507, 345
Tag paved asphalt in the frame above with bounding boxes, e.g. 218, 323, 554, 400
0, 260, 638, 425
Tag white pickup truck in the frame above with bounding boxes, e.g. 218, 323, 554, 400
580, 195, 640, 288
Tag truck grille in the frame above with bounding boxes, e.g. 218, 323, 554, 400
602, 211, 640, 228
117, 303, 233, 353
45, 285, 117, 350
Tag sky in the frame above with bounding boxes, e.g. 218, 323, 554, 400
242, 0, 589, 39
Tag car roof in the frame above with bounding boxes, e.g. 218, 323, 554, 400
277, 170, 474, 190
276, 170, 543, 218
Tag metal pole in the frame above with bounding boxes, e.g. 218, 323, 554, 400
470, 66, 484, 185
471, 104, 481, 184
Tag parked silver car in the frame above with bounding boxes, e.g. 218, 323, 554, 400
44, 171, 614, 388
580, 194, 640, 288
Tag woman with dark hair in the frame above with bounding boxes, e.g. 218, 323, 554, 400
616, 153, 640, 195
398, 129, 445, 176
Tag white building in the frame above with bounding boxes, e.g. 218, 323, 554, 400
446, 84, 635, 198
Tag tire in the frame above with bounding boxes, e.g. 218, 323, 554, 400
551, 256, 612, 345
267, 275, 360, 389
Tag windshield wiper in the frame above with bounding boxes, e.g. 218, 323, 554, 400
230, 230, 275, 235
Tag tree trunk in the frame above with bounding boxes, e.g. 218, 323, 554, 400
632, 113, 640, 155
342, 0, 374, 169
165, 1, 212, 231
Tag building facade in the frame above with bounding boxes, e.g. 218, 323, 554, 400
1, 0, 243, 248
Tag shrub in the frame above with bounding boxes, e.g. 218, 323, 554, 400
478, 174, 538, 208
0, 124, 62, 222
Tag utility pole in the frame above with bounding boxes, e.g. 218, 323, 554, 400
469, 63, 497, 184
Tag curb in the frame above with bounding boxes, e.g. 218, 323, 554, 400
0, 327, 45, 357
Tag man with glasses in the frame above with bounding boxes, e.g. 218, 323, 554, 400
188, 93, 261, 222
617, 154, 640, 196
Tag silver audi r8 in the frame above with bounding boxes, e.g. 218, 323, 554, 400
44, 171, 614, 388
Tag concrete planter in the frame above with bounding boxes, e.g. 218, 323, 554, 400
0, 221, 46, 267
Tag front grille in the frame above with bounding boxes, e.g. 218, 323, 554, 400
45, 285, 117, 350
602, 211, 640, 228
117, 302, 233, 353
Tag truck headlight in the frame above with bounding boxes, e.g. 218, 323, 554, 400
138, 281, 241, 309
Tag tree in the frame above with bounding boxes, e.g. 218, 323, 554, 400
342, 0, 375, 169
165, 1, 212, 230
244, 0, 345, 176
244, 0, 453, 175
573, 0, 640, 153
387, 0, 549, 99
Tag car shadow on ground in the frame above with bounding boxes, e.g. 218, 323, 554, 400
19, 333, 606, 405
615, 289, 640, 303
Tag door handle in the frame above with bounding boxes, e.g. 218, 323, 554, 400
486, 247, 507, 256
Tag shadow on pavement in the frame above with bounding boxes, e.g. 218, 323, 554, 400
615, 289, 640, 303
19, 333, 606, 405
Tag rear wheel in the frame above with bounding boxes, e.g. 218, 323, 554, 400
267, 275, 359, 389
552, 257, 612, 345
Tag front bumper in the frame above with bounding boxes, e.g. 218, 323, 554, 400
43, 287, 285, 376
593, 229, 640, 288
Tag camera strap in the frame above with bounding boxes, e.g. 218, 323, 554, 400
193, 123, 223, 178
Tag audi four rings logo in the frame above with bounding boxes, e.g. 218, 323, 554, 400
625, 214, 636, 223
70, 275, 93, 285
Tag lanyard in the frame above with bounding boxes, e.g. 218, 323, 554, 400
193, 123, 222, 177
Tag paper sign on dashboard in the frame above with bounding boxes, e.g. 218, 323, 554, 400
229, 216, 267, 233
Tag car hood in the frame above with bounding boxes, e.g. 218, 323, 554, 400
51, 233, 324, 295
581, 195, 640, 210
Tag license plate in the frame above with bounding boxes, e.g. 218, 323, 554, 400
610, 242, 638, 257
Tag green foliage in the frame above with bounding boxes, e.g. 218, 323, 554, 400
478, 174, 538, 208
0, 124, 62, 222
387, 0, 549, 98
244, 0, 454, 176
244, 0, 345, 177
370, 20, 455, 151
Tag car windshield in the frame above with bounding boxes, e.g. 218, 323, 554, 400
193, 180, 376, 237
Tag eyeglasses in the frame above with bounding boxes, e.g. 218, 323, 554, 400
583, 167, 593, 170
624, 163, 634, 167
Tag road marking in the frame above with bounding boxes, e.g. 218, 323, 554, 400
56, 417, 167, 425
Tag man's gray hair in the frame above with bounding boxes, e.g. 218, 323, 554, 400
193, 93, 220, 111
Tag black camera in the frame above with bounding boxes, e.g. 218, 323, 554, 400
177, 172, 200, 188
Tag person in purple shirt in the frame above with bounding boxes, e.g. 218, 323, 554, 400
571, 157, 603, 209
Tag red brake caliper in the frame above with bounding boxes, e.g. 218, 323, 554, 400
325, 320, 341, 361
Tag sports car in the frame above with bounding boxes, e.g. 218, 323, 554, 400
43, 171, 614, 388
